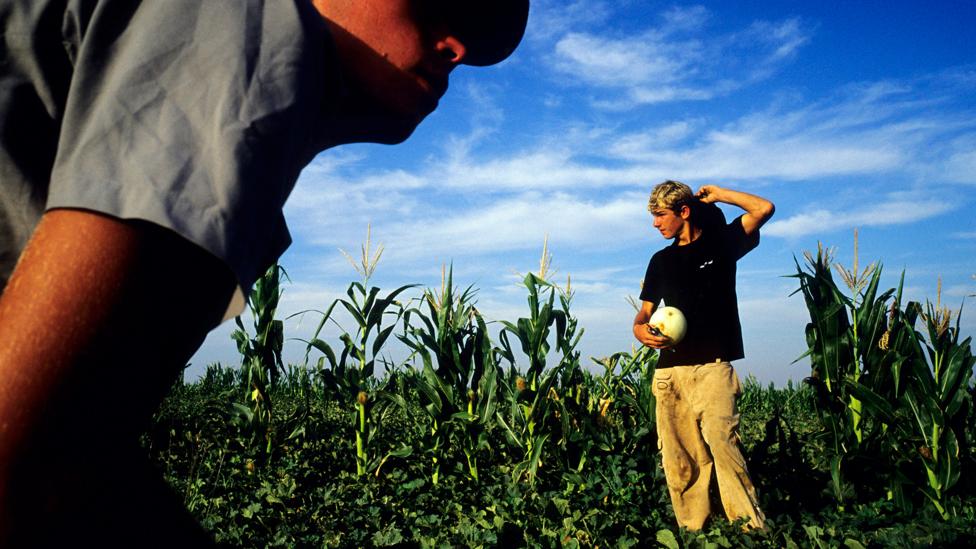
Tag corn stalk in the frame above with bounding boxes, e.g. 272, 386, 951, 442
495, 264, 583, 485
393, 266, 500, 484
231, 263, 288, 457
793, 240, 975, 517
301, 227, 415, 476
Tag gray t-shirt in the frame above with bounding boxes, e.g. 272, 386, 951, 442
0, 0, 334, 298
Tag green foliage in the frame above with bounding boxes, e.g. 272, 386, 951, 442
792, 242, 975, 518
231, 263, 288, 456
148, 371, 976, 547
301, 278, 415, 477
392, 265, 500, 484
495, 272, 581, 484
141, 242, 975, 546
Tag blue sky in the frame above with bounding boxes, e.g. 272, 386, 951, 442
190, 0, 976, 387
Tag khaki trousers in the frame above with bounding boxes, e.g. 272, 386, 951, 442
652, 362, 765, 530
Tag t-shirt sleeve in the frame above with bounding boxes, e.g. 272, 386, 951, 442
638, 254, 660, 304
47, 0, 327, 294
725, 215, 760, 261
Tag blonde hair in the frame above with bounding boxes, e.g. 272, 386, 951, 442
648, 180, 693, 212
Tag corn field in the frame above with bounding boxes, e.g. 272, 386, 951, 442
146, 244, 976, 548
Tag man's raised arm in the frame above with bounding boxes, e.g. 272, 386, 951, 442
695, 185, 775, 235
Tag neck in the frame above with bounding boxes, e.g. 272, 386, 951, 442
675, 223, 701, 246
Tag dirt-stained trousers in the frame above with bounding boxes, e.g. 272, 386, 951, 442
651, 361, 765, 530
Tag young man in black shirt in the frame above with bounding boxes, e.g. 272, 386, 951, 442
633, 180, 774, 530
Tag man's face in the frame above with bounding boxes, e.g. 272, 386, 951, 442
651, 207, 687, 240
314, 0, 469, 141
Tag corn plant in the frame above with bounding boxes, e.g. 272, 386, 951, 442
793, 238, 975, 517
847, 292, 974, 518
302, 227, 415, 476
552, 346, 657, 495
391, 266, 500, 484
591, 345, 658, 454
905, 297, 974, 518
496, 254, 583, 484
231, 263, 288, 456
790, 241, 899, 502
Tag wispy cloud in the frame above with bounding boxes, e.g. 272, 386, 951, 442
526, 0, 613, 43
460, 77, 971, 188
764, 194, 957, 238
377, 191, 647, 259
944, 147, 976, 184
554, 32, 701, 89
551, 7, 812, 108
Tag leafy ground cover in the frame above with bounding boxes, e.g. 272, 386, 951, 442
148, 373, 974, 547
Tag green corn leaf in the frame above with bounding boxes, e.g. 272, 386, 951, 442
306, 338, 338, 369
372, 324, 398, 357
339, 298, 367, 329
366, 284, 417, 331
523, 432, 550, 484
450, 411, 478, 422
361, 285, 382, 321
844, 380, 897, 424
940, 429, 961, 493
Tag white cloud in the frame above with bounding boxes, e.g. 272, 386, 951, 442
741, 18, 810, 64
608, 121, 700, 157
944, 283, 976, 299
944, 149, 976, 184
601, 81, 974, 181
764, 196, 957, 238
551, 9, 812, 108
438, 149, 647, 190
377, 191, 647, 260
527, 0, 613, 43
554, 32, 695, 88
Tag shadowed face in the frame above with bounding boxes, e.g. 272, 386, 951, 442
313, 0, 469, 142
652, 206, 689, 241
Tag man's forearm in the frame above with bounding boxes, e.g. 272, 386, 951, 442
0, 210, 236, 542
697, 185, 774, 234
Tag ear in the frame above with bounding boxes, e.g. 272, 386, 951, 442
678, 204, 692, 220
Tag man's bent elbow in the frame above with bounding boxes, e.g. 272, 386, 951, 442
754, 201, 775, 228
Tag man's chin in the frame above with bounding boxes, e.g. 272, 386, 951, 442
369, 111, 427, 144
335, 100, 429, 145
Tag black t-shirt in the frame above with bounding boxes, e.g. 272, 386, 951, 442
639, 215, 759, 368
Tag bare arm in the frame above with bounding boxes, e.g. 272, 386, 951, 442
696, 185, 775, 235
0, 209, 235, 540
633, 300, 672, 349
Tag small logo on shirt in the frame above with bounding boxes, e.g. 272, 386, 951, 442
699, 260, 714, 269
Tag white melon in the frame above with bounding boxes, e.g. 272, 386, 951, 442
648, 306, 687, 344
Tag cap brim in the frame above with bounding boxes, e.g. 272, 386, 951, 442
450, 1, 529, 67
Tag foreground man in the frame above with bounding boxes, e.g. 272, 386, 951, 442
0, 0, 528, 544
633, 180, 774, 530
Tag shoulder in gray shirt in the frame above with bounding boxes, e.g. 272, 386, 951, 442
0, 0, 335, 296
